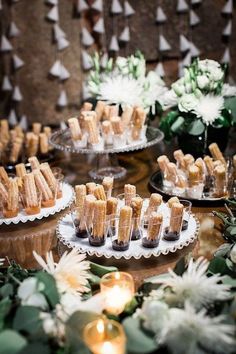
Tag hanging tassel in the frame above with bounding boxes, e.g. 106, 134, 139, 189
124, 0, 135, 16
0, 35, 13, 52
57, 36, 70, 51
91, 0, 103, 12
12, 85, 23, 102
2, 76, 12, 91
109, 35, 119, 51
19, 115, 28, 131
9, 21, 21, 37
159, 34, 171, 51
46, 0, 58, 5
82, 50, 93, 70
177, 0, 189, 13
81, 27, 94, 46
46, 5, 59, 22
155, 62, 165, 77
100, 52, 108, 68
190, 10, 200, 26
156, 6, 167, 23
222, 0, 233, 15
77, 0, 89, 13
182, 52, 192, 66
178, 61, 184, 77
8, 109, 18, 126
0, 0, 2, 10
54, 24, 66, 40
49, 59, 61, 77
119, 26, 130, 42
57, 89, 68, 107
111, 0, 122, 14
190, 41, 200, 57
13, 54, 25, 70
191, 0, 202, 4
93, 18, 105, 34
222, 20, 232, 36
180, 34, 190, 52
60, 64, 70, 81
221, 47, 230, 64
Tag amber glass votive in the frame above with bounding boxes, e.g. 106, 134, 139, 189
83, 318, 126, 354
100, 272, 134, 315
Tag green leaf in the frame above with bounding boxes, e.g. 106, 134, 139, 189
35, 272, 59, 308
170, 116, 185, 133
123, 317, 157, 354
214, 243, 232, 258
0, 284, 13, 298
19, 342, 50, 354
0, 330, 27, 354
65, 311, 101, 354
222, 276, 236, 288
88, 273, 101, 285
224, 97, 236, 124
0, 297, 12, 330
89, 262, 117, 278
13, 306, 42, 334
188, 119, 205, 136
208, 257, 228, 275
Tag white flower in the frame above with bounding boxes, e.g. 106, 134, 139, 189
230, 244, 236, 264
198, 59, 221, 73
178, 93, 199, 113
60, 292, 105, 317
33, 249, 91, 297
158, 302, 235, 354
139, 299, 169, 335
151, 257, 231, 310
18, 277, 48, 309
193, 94, 224, 125
197, 75, 210, 89
172, 78, 186, 96
222, 84, 236, 97
98, 75, 144, 107
116, 56, 127, 68
210, 67, 224, 81
159, 89, 178, 110
0, 258, 4, 267
40, 311, 65, 341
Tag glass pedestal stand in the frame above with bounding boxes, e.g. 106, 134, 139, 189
50, 127, 164, 180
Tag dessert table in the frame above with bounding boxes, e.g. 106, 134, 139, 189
0, 141, 227, 287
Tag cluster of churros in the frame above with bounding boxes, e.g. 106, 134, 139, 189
157, 142, 234, 199
67, 101, 147, 151
0, 120, 53, 166
72, 180, 188, 250
0, 157, 63, 218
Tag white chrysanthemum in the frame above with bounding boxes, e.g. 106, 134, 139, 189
193, 95, 224, 125
152, 257, 231, 309
98, 75, 143, 107
33, 249, 91, 296
158, 302, 235, 354
222, 84, 236, 97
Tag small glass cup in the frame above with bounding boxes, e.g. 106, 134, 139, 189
2, 199, 19, 218
20, 189, 42, 216
187, 183, 204, 199
163, 214, 183, 241
142, 216, 163, 248
102, 132, 113, 146
100, 272, 134, 315
70, 206, 88, 239
179, 199, 192, 231
131, 217, 143, 240
56, 173, 64, 199
87, 219, 109, 247
83, 319, 126, 354
113, 133, 127, 149
73, 133, 88, 149
116, 193, 140, 208
91, 137, 104, 151
41, 182, 58, 208
108, 217, 133, 251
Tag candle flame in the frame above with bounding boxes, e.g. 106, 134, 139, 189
102, 341, 113, 354
115, 272, 120, 280
97, 319, 105, 334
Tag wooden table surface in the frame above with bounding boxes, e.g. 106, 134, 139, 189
0, 141, 226, 287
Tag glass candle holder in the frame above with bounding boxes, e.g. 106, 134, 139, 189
108, 217, 133, 251
100, 272, 135, 315
83, 319, 126, 354
179, 199, 192, 231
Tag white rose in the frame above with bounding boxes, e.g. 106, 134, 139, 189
18, 277, 48, 309
172, 79, 185, 97
209, 67, 224, 81
197, 75, 210, 89
141, 300, 169, 334
230, 244, 236, 264
178, 94, 199, 112
116, 56, 127, 68
199, 59, 220, 72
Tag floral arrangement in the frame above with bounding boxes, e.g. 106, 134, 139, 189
86, 51, 168, 115
160, 59, 235, 141
1, 200, 236, 354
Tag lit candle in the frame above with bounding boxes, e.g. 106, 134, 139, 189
83, 319, 126, 354
100, 272, 135, 315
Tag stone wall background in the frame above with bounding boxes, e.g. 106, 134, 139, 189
0, 0, 235, 125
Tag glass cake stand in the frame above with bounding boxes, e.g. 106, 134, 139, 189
49, 127, 164, 180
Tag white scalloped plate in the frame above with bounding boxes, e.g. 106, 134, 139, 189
57, 205, 199, 260
0, 183, 74, 225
